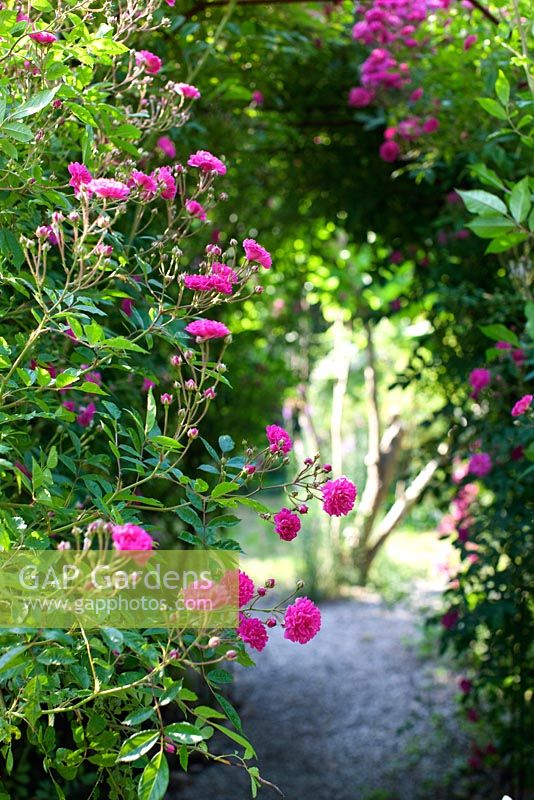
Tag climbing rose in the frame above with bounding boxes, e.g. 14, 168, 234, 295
238, 616, 268, 651
187, 150, 227, 175
142, 378, 156, 392
321, 476, 357, 517
121, 298, 134, 317
410, 87, 423, 101
157, 136, 176, 159
251, 90, 264, 106
185, 199, 207, 221
112, 523, 154, 551
459, 678, 472, 694
68, 162, 92, 194
77, 403, 96, 427
86, 179, 130, 200
185, 319, 231, 340
265, 424, 292, 454
284, 597, 322, 644
379, 140, 400, 162
130, 170, 158, 198
184, 274, 212, 292
135, 50, 162, 74
422, 117, 440, 134
209, 262, 238, 294
511, 394, 532, 417
441, 609, 459, 630
463, 34, 477, 50
243, 238, 272, 269
154, 166, 177, 200
175, 82, 201, 99
512, 348, 525, 365
348, 87, 375, 107
273, 508, 301, 542
185, 262, 239, 295
469, 368, 491, 398
29, 31, 56, 44
238, 570, 255, 607
468, 453, 492, 478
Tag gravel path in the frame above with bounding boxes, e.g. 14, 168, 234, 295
175, 597, 462, 800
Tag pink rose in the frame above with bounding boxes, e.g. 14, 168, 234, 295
348, 87, 375, 107
265, 424, 292, 454
157, 136, 176, 159
187, 150, 227, 175
86, 178, 130, 200
112, 523, 154, 551
185, 319, 231, 341
135, 50, 162, 75
273, 508, 301, 542
379, 140, 400, 162
175, 82, 201, 99
321, 476, 357, 517
511, 394, 532, 417
243, 238, 272, 269
284, 597, 321, 644
238, 616, 268, 651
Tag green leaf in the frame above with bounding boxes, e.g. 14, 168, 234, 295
79, 381, 107, 395
207, 669, 233, 685
55, 371, 79, 389
117, 730, 159, 763
65, 102, 97, 127
466, 216, 515, 239
477, 97, 507, 120
235, 496, 271, 513
138, 752, 169, 800
178, 745, 189, 772
175, 505, 203, 529
218, 435, 235, 453
149, 435, 183, 451
485, 233, 528, 253
87, 38, 129, 57
123, 708, 155, 727
213, 692, 243, 732
524, 301, 534, 341
211, 481, 240, 499
509, 177, 531, 224
84, 321, 104, 344
145, 389, 156, 435
193, 706, 227, 720
0, 645, 29, 671
164, 723, 204, 745
479, 324, 519, 346
457, 190, 507, 216
10, 86, 60, 120
211, 722, 256, 759
469, 163, 505, 191
1, 122, 33, 142
103, 337, 146, 353
494, 70, 510, 106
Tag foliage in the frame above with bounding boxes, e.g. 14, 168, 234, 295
0, 3, 347, 798
432, 70, 533, 796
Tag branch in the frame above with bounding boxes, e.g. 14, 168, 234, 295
464, 0, 500, 25
365, 446, 447, 561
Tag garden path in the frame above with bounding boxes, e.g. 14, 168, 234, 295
173, 596, 463, 800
